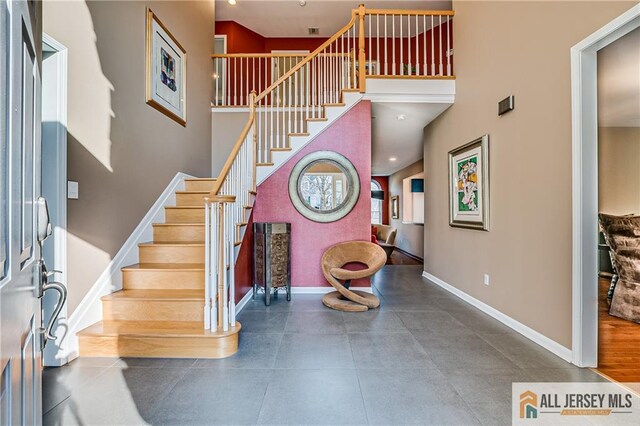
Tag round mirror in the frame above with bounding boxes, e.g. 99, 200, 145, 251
289, 151, 360, 223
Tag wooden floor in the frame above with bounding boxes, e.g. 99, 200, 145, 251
597, 277, 640, 382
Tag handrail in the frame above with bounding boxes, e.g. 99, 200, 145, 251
255, 10, 358, 103
212, 53, 307, 58
365, 9, 455, 16
210, 92, 256, 197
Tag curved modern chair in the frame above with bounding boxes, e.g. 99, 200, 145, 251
321, 241, 386, 311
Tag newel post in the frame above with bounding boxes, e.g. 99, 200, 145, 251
357, 3, 366, 93
210, 194, 236, 331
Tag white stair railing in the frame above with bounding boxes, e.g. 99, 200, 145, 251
205, 5, 456, 333
204, 94, 256, 332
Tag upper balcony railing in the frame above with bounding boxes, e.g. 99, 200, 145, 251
212, 6, 454, 107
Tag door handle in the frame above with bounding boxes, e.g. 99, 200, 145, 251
41, 280, 67, 343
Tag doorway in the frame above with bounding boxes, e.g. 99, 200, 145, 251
271, 50, 309, 106
41, 34, 68, 367
572, 4, 640, 369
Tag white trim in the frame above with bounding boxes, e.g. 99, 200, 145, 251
571, 4, 640, 368
235, 289, 254, 314
212, 107, 250, 113
63, 172, 194, 363
41, 33, 69, 366
422, 271, 573, 363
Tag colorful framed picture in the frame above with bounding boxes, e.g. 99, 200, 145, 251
391, 195, 399, 219
146, 9, 187, 126
448, 135, 490, 230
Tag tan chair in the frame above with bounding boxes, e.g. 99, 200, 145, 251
373, 224, 397, 258
321, 241, 386, 312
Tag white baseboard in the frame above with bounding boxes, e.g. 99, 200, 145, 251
422, 271, 573, 363
60, 172, 194, 364
235, 290, 254, 314
235, 286, 373, 314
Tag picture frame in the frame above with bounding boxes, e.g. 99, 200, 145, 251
448, 135, 490, 230
146, 9, 187, 126
391, 195, 399, 219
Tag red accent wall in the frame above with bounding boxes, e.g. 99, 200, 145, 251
264, 38, 327, 53
216, 21, 265, 53
372, 176, 389, 225
234, 211, 254, 303
253, 101, 372, 288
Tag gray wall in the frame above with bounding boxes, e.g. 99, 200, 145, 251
211, 111, 249, 176
599, 127, 640, 215
389, 159, 424, 259
422, 0, 635, 348
43, 0, 216, 314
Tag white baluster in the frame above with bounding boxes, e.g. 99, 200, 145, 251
204, 197, 211, 330
384, 14, 388, 76
447, 16, 451, 76
210, 201, 218, 331
439, 15, 443, 76
407, 14, 411, 76
431, 15, 435, 76
415, 14, 419, 75
423, 15, 427, 76
392, 15, 395, 75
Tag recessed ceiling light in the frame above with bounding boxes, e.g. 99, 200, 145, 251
389, 157, 397, 161
228, 0, 237, 5
396, 114, 406, 121
299, 0, 307, 6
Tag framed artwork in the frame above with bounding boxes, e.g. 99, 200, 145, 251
448, 135, 490, 230
391, 195, 399, 219
146, 9, 187, 126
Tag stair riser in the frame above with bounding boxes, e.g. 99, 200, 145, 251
102, 299, 204, 322
185, 180, 216, 191
123, 270, 204, 290
176, 193, 208, 207
153, 225, 205, 242
79, 334, 239, 359
165, 208, 205, 223
139, 245, 204, 264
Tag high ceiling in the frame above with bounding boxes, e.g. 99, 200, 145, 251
371, 102, 451, 175
215, 0, 452, 38
598, 27, 640, 128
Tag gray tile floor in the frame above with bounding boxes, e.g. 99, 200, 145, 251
43, 265, 607, 425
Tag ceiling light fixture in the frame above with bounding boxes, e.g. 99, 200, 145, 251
396, 114, 406, 121
299, 0, 307, 6
228, 0, 237, 5
389, 157, 397, 162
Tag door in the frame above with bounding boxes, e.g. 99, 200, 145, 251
271, 50, 308, 106
1, 0, 45, 424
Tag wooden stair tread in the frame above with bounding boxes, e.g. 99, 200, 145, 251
184, 178, 216, 182
153, 223, 204, 227
306, 117, 328, 122
166, 206, 204, 210
138, 242, 204, 247
322, 102, 346, 107
101, 289, 204, 301
288, 132, 310, 137
122, 263, 204, 271
175, 191, 210, 195
78, 320, 240, 339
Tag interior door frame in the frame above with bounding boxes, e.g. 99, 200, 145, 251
571, 4, 640, 367
41, 33, 68, 367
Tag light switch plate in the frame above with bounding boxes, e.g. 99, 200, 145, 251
67, 181, 79, 199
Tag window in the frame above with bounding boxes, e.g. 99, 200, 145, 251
371, 180, 382, 224
0, 2, 8, 280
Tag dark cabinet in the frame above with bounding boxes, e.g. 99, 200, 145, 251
253, 222, 291, 306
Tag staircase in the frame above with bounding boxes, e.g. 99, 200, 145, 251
77, 4, 455, 360
77, 178, 247, 358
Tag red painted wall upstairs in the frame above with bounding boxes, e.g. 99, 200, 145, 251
252, 101, 372, 288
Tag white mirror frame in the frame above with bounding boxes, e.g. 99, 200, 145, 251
288, 151, 360, 223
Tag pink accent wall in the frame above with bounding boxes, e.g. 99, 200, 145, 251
253, 101, 372, 287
